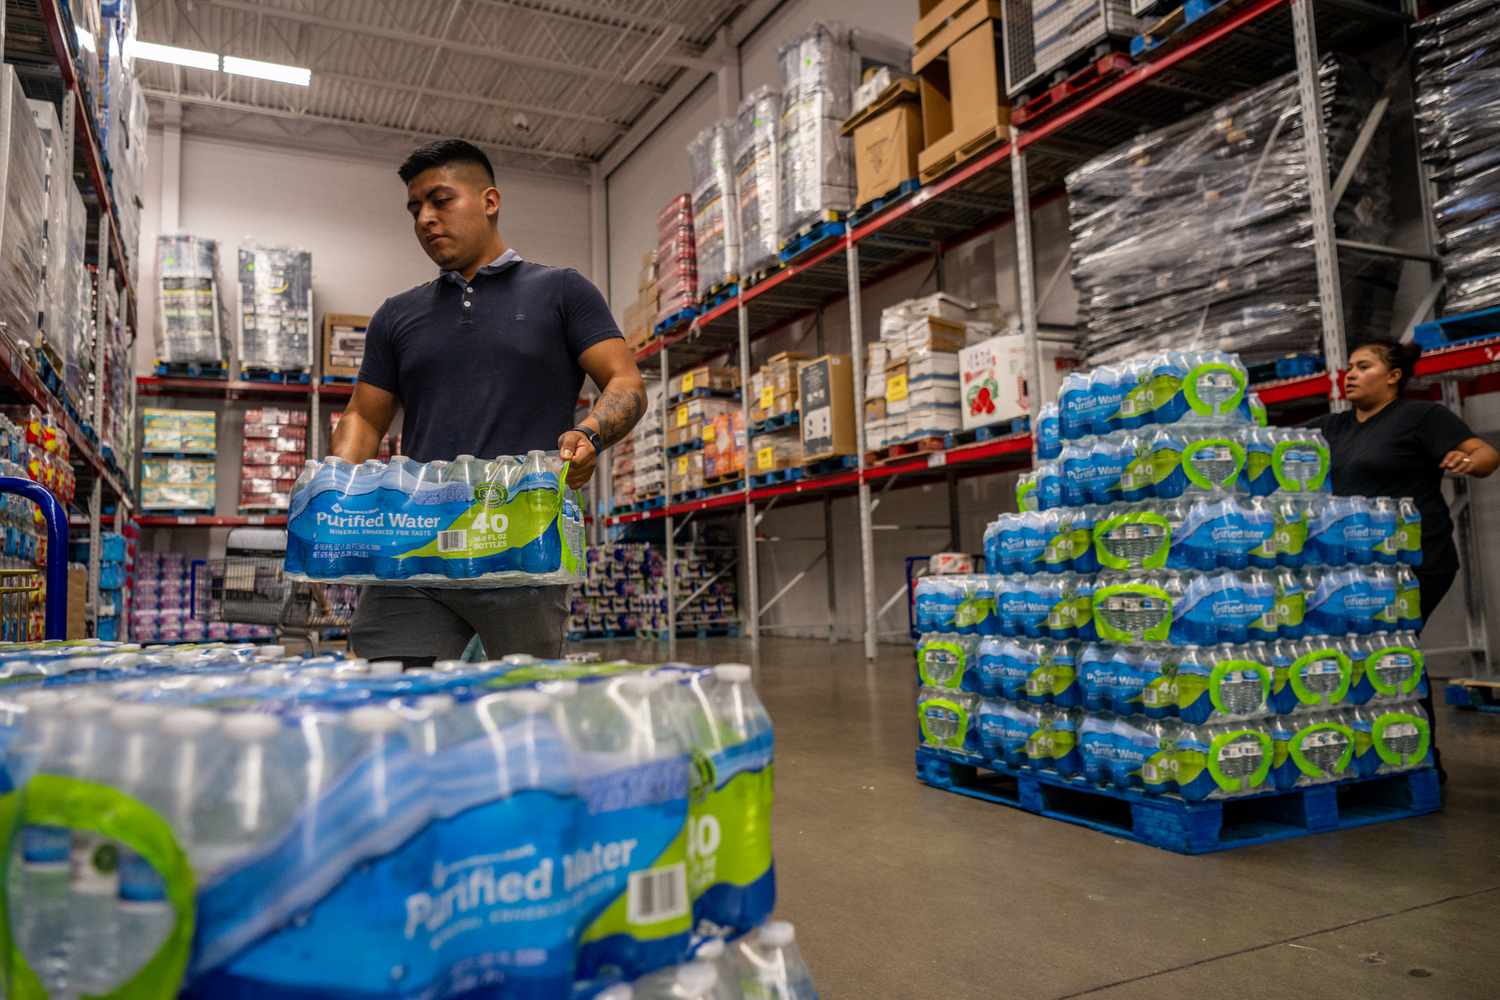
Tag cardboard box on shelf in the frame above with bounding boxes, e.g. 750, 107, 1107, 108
957, 332, 1073, 430
865, 397, 888, 423
668, 396, 740, 448
671, 451, 705, 494
752, 430, 803, 475
671, 365, 740, 398
905, 316, 967, 355
798, 354, 856, 462
321, 313, 370, 379
914, 0, 1009, 183
841, 77, 925, 209
68, 566, 87, 640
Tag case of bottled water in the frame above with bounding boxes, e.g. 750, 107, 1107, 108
286, 450, 587, 587
0, 644, 798, 998
919, 349, 1437, 805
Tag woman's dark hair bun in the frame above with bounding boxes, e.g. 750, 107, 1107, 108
1352, 337, 1422, 394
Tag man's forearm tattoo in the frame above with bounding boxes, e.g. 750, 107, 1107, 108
588, 382, 647, 448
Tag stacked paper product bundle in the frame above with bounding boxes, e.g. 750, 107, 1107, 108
238, 243, 314, 373
97, 285, 135, 467
778, 24, 856, 243
918, 349, 1434, 808
631, 381, 667, 503
27, 100, 72, 382
609, 428, 639, 509
1066, 57, 1397, 365
875, 294, 973, 446
1414, 0, 1500, 315
688, 120, 741, 294
0, 645, 818, 998
0, 67, 48, 356
736, 86, 784, 274
328, 408, 397, 460
141, 407, 216, 455
140, 408, 217, 513
655, 194, 698, 330
241, 407, 309, 512
131, 551, 259, 643
101, 7, 150, 282
286, 451, 586, 587
155, 234, 228, 365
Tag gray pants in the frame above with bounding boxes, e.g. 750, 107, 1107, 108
350, 585, 569, 663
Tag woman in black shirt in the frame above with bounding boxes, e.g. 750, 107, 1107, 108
1318, 338, 1498, 626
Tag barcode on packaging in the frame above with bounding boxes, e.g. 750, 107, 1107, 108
437, 529, 467, 553
626, 863, 687, 925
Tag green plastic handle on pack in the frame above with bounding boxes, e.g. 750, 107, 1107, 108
1270, 440, 1329, 493
1288, 647, 1352, 707
1289, 722, 1355, 779
918, 696, 969, 750
1363, 645, 1424, 698
1016, 479, 1038, 513
1372, 712, 1431, 768
1208, 660, 1271, 717
1182, 362, 1247, 417
1093, 511, 1171, 571
1206, 729, 1272, 794
0, 776, 195, 1000
918, 639, 967, 688
1092, 583, 1172, 644
1182, 437, 1246, 491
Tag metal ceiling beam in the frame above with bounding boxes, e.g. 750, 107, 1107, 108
144, 88, 595, 163
470, 0, 713, 67
186, 0, 668, 91
314, 70, 627, 131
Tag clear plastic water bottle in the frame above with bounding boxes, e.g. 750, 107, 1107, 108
730, 920, 818, 999
8, 690, 73, 992
62, 694, 123, 996
104, 703, 176, 989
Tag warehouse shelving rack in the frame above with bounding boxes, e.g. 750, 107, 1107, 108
4, 0, 140, 639
606, 0, 1498, 671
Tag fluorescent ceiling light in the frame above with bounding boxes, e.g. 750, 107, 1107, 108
222, 56, 311, 87
76, 28, 96, 54
130, 40, 219, 71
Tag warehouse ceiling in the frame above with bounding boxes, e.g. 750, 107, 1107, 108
136, 0, 745, 179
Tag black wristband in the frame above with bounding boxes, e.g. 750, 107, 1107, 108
571, 426, 603, 452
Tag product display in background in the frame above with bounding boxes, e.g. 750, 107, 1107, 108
241, 407, 309, 512
1415, 0, 1500, 315
287, 452, 586, 586
238, 243, 314, 372
689, 120, 741, 293
131, 552, 273, 643
0, 67, 48, 357
1066, 57, 1398, 365
655, 194, 698, 330
141, 407, 216, 455
141, 457, 215, 512
0, 650, 791, 998
156, 234, 228, 365
321, 313, 369, 379
569, 542, 740, 639
736, 86, 783, 274
612, 382, 665, 508
72, 531, 130, 641
799, 354, 856, 461
918, 349, 1433, 809
1002, 1, 1143, 98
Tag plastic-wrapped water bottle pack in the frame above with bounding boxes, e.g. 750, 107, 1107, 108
286, 450, 587, 587
0, 643, 798, 999
916, 348, 1436, 803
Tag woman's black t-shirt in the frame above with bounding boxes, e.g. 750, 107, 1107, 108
1316, 398, 1473, 570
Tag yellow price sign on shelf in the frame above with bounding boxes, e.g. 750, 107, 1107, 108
702, 423, 717, 443
676, 407, 689, 427
676, 455, 689, 476
886, 373, 909, 402
757, 446, 775, 472
681, 372, 696, 393
759, 385, 774, 410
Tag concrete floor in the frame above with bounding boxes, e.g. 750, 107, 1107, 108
586, 635, 1500, 1000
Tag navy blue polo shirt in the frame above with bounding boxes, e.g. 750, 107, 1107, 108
357, 251, 622, 462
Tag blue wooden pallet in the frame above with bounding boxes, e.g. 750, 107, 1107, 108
676, 626, 741, 639
1413, 305, 1500, 351
566, 629, 638, 642
848, 179, 921, 227
942, 418, 1031, 450
653, 306, 699, 336
915, 748, 1440, 855
749, 467, 805, 489
666, 440, 704, 458
751, 412, 799, 436
140, 508, 217, 517
640, 495, 666, 510
778, 218, 846, 264
154, 361, 229, 380
697, 284, 740, 312
242, 368, 311, 384
1247, 352, 1323, 384
320, 374, 358, 385
1445, 680, 1500, 714
1132, 0, 1241, 57
668, 387, 741, 406
802, 454, 858, 477
142, 450, 217, 461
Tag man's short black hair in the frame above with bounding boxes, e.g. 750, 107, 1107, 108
398, 139, 496, 185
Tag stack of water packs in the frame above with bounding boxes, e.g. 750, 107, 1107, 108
916, 350, 1434, 802
286, 451, 586, 586
0, 644, 779, 998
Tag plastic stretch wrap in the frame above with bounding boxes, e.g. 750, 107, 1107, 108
736, 87, 783, 274
1066, 57, 1397, 365
778, 86, 854, 240
777, 22, 854, 118
237, 244, 313, 371
688, 121, 741, 292
0, 650, 780, 997
0, 69, 48, 355
287, 451, 588, 587
1416, 0, 1500, 314
156, 234, 228, 364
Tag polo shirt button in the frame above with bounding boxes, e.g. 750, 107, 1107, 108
466, 286, 474, 293
463, 301, 472, 308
